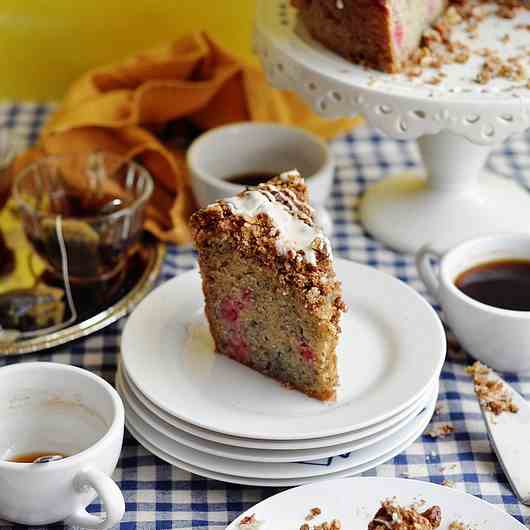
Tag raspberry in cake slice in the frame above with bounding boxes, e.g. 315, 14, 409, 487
368, 500, 442, 530
292, 0, 448, 73
190, 171, 345, 401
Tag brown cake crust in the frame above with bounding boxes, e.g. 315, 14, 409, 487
293, 0, 398, 73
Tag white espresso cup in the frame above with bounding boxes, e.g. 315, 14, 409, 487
0, 362, 125, 528
417, 235, 530, 372
187, 122, 335, 234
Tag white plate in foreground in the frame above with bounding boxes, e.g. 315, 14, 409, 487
227, 477, 525, 530
121, 258, 445, 439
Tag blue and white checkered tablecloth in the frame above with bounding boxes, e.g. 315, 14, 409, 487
1, 102, 530, 529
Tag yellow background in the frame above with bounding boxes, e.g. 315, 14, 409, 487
0, 1, 257, 101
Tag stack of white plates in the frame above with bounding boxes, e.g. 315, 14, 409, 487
119, 259, 446, 487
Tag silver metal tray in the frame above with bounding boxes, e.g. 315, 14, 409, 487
0, 239, 165, 356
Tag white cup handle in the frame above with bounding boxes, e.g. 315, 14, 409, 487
416, 244, 442, 300
65, 469, 125, 530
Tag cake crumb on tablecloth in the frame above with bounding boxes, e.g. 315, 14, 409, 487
426, 424, 455, 438
466, 361, 518, 416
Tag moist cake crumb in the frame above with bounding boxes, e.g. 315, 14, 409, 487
311, 520, 341, 530
368, 500, 442, 530
426, 423, 455, 438
300, 510, 341, 530
466, 361, 519, 415
306, 508, 322, 521
434, 404, 445, 416
410, 498, 427, 511
239, 514, 263, 530
448, 522, 471, 530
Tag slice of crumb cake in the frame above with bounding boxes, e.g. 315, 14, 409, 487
190, 171, 345, 401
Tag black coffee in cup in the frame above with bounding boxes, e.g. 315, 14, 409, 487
455, 259, 530, 311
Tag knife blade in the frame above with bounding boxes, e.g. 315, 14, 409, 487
479, 375, 530, 505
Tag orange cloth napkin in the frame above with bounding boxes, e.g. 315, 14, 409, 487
14, 32, 361, 244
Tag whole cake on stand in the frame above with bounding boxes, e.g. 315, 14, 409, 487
291, 0, 449, 73
255, 0, 530, 253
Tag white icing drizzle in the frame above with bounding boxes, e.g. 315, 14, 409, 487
336, 0, 344, 9
372, 519, 392, 530
279, 169, 301, 181
279, 187, 310, 214
223, 186, 331, 266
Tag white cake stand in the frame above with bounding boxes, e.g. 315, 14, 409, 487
255, 0, 530, 253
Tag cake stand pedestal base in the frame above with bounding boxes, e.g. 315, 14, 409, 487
360, 132, 530, 254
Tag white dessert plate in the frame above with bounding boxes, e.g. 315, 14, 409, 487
122, 387, 435, 479
121, 258, 445, 440
227, 476, 526, 530
120, 362, 438, 450
125, 415, 429, 488
117, 365, 437, 463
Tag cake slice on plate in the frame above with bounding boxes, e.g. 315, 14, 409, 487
292, 0, 449, 73
190, 171, 345, 401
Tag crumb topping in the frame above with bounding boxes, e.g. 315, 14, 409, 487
426, 423, 455, 438
402, 0, 529, 86
202, 170, 330, 267
466, 361, 519, 415
239, 514, 262, 530
368, 500, 442, 530
306, 508, 322, 521
190, 171, 346, 317
226, 176, 329, 266
299, 506, 342, 530
448, 522, 472, 530
312, 520, 341, 530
